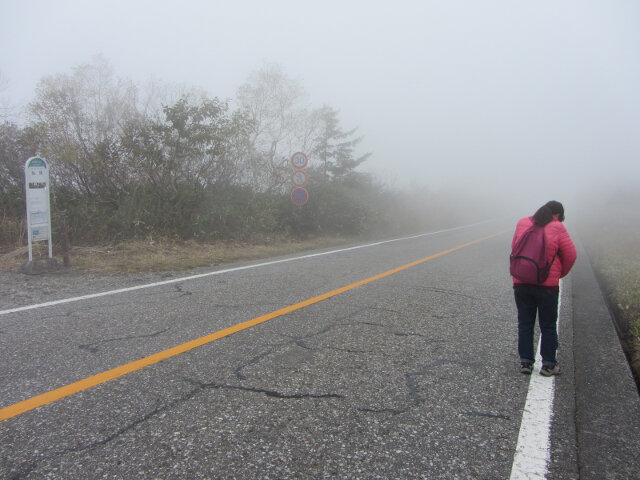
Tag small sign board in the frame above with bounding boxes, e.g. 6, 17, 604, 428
24, 156, 52, 261
291, 187, 309, 206
290, 152, 308, 169
291, 170, 308, 187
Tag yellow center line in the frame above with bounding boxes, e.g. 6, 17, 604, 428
0, 231, 504, 422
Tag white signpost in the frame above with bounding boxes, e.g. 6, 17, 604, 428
24, 156, 53, 262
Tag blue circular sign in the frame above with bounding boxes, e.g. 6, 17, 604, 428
291, 187, 309, 205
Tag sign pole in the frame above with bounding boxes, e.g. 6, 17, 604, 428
27, 215, 33, 262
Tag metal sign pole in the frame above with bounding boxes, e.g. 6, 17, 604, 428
27, 212, 33, 262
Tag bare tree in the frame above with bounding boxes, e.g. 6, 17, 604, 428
0, 69, 16, 123
236, 64, 310, 191
29, 56, 140, 202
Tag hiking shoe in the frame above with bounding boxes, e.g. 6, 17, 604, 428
540, 365, 561, 376
520, 363, 533, 374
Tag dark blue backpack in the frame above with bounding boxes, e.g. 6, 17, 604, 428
510, 223, 555, 284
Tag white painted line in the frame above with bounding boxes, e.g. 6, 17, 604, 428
509, 281, 563, 480
0, 221, 496, 316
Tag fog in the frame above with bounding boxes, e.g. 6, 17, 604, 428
2, 0, 640, 218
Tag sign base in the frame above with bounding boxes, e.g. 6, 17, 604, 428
20, 258, 60, 275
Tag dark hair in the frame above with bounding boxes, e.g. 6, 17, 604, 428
533, 200, 565, 226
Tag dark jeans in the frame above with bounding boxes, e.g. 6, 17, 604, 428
514, 285, 559, 367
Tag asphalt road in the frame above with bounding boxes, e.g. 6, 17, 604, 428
0, 220, 638, 479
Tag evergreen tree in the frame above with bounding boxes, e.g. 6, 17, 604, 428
309, 105, 370, 182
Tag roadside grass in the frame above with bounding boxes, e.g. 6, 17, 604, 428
593, 254, 640, 378
580, 215, 640, 386
0, 236, 354, 274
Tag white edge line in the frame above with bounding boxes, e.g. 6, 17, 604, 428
1, 221, 497, 316
509, 280, 563, 480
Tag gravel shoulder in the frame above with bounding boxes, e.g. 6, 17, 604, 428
0, 268, 176, 311
0, 238, 355, 311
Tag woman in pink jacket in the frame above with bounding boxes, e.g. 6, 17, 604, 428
511, 200, 577, 376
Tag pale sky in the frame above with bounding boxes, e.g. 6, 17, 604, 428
2, 0, 639, 205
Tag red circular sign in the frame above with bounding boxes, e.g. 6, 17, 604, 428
290, 152, 308, 169
291, 170, 308, 187
291, 187, 309, 205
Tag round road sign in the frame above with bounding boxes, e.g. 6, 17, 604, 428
291, 187, 309, 205
291, 170, 308, 187
291, 152, 308, 169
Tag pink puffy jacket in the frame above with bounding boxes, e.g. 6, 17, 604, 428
511, 216, 577, 287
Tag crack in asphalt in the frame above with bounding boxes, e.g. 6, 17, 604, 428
326, 346, 375, 354
233, 306, 446, 380
3, 375, 344, 479
462, 411, 511, 421
233, 319, 349, 380
2, 391, 201, 480
173, 284, 192, 297
234, 349, 278, 380
411, 285, 478, 301
234, 330, 335, 380
232, 314, 382, 380
27, 284, 198, 322
393, 331, 427, 337
185, 378, 344, 400
3, 303, 458, 478
359, 321, 386, 327
357, 407, 405, 415
78, 327, 171, 353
